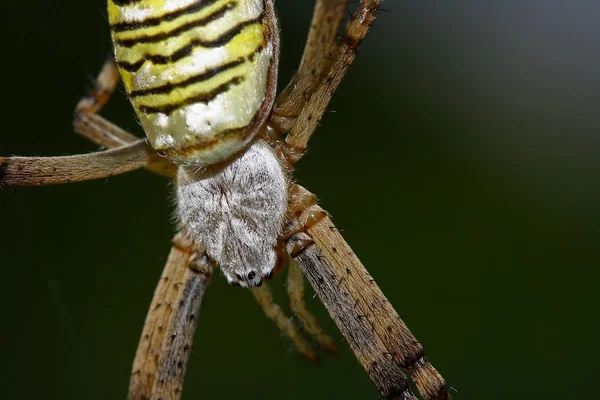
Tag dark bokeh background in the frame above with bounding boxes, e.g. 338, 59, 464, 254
1, 1, 599, 399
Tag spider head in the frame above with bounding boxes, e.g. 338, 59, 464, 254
221, 243, 279, 288
226, 270, 263, 288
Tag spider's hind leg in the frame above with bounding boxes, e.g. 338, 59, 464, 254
72, 56, 138, 148
250, 283, 320, 363
75, 55, 120, 116
270, 0, 350, 135
278, 185, 337, 355
287, 258, 337, 355
69, 57, 177, 177
271, 0, 380, 169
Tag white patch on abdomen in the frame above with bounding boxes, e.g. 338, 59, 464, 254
119, 0, 201, 23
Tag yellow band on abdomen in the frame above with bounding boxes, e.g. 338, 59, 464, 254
108, 0, 278, 165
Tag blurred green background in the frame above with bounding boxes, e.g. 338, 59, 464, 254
1, 1, 599, 399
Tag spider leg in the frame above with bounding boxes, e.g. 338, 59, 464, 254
269, 0, 350, 137
286, 184, 450, 400
0, 139, 160, 187
76, 56, 119, 115
74, 111, 138, 149
70, 57, 179, 177
72, 57, 159, 155
74, 113, 177, 178
72, 57, 153, 151
287, 258, 337, 355
130, 232, 216, 400
0, 56, 175, 187
250, 282, 320, 363
275, 0, 381, 167
74, 56, 121, 144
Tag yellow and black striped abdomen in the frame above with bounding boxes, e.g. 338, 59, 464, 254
108, 0, 278, 165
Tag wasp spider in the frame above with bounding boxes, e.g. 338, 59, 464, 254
1, 1, 449, 399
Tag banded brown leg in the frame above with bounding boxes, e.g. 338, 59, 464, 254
71, 56, 158, 154
278, 0, 380, 168
76, 56, 120, 116
287, 258, 337, 355
73, 113, 177, 178
129, 233, 216, 400
0, 57, 169, 187
286, 184, 450, 400
72, 56, 177, 177
0, 139, 159, 187
250, 283, 320, 363
250, 259, 339, 363
269, 0, 350, 137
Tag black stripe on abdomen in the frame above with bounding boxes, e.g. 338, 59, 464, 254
129, 57, 246, 97
114, 3, 236, 48
136, 76, 245, 114
111, 0, 143, 6
116, 18, 262, 72
111, 0, 222, 32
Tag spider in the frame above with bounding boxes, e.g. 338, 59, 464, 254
1, 1, 449, 399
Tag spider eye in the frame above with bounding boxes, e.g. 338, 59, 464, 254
248, 271, 257, 280
235, 273, 243, 281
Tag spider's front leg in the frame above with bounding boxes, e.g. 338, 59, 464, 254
129, 233, 216, 400
285, 185, 450, 400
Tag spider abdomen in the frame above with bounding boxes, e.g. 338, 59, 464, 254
108, 0, 278, 165
176, 140, 287, 287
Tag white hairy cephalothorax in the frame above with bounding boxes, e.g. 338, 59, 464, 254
176, 139, 287, 287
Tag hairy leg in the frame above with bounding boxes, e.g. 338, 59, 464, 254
74, 113, 177, 178
286, 184, 450, 400
75, 56, 119, 116
129, 233, 215, 400
275, 0, 381, 168
72, 56, 146, 150
287, 258, 337, 354
269, 0, 350, 137
0, 139, 158, 187
250, 283, 319, 363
